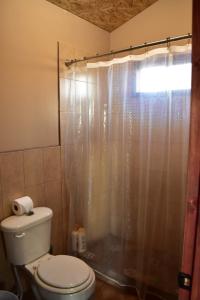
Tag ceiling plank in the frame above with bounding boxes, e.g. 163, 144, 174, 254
46, 0, 159, 32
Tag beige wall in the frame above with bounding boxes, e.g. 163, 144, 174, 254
110, 0, 192, 50
0, 0, 192, 152
0, 0, 109, 152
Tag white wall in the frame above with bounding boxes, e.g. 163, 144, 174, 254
0, 0, 109, 152
110, 0, 192, 50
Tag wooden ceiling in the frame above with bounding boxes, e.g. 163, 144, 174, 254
46, 0, 158, 32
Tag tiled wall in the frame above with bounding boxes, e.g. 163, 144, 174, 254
0, 146, 68, 255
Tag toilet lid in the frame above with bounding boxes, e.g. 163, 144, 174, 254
37, 255, 90, 289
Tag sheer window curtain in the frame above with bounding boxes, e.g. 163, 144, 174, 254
61, 44, 191, 299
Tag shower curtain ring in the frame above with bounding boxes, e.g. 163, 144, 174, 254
110, 49, 116, 61
167, 37, 171, 49
187, 33, 191, 45
129, 45, 133, 56
144, 42, 149, 55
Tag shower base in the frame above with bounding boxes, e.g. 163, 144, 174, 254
78, 235, 178, 300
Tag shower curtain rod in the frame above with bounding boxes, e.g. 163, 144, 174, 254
65, 33, 192, 67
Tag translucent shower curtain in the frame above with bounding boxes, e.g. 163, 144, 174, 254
61, 45, 191, 299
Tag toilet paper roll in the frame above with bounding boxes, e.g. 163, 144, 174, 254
12, 196, 33, 216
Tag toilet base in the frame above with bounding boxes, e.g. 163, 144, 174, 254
37, 277, 95, 300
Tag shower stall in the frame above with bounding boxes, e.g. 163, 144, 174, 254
60, 38, 192, 300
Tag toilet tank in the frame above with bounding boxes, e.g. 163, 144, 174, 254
1, 207, 53, 266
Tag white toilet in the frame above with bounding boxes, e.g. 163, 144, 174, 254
1, 207, 95, 300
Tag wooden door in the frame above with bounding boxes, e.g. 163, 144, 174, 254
179, 0, 200, 299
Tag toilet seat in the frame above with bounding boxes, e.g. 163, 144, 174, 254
34, 255, 95, 294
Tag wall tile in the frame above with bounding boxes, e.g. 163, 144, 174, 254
0, 184, 3, 222
0, 155, 3, 220
60, 146, 65, 179
60, 112, 67, 145
44, 180, 64, 254
0, 151, 24, 187
43, 146, 61, 182
24, 184, 45, 208
0, 146, 67, 258
1, 151, 24, 219
61, 179, 69, 252
23, 149, 44, 187
61, 147, 69, 251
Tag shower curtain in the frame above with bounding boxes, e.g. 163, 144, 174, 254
61, 44, 191, 299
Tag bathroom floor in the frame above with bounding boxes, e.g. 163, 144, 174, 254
24, 278, 138, 300
92, 279, 137, 300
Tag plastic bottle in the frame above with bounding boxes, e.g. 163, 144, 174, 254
71, 225, 79, 253
78, 227, 87, 254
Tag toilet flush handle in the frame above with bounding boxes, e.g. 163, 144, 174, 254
15, 233, 26, 238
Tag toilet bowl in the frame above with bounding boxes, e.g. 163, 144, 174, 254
1, 207, 95, 300
25, 254, 95, 300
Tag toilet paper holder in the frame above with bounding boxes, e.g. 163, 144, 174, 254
26, 211, 34, 216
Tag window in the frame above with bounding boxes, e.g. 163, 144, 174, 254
136, 63, 192, 93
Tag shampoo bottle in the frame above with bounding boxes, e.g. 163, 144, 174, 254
78, 227, 87, 254
71, 225, 79, 254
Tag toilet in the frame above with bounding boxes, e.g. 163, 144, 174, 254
1, 207, 95, 300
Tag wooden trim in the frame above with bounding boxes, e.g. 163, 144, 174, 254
191, 188, 200, 299
180, 0, 200, 299
190, 1, 200, 298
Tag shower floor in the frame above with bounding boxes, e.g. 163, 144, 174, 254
92, 279, 137, 300
92, 279, 175, 300
80, 235, 178, 300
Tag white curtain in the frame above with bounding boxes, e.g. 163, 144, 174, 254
61, 45, 191, 299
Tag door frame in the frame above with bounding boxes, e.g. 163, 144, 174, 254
179, 0, 200, 299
